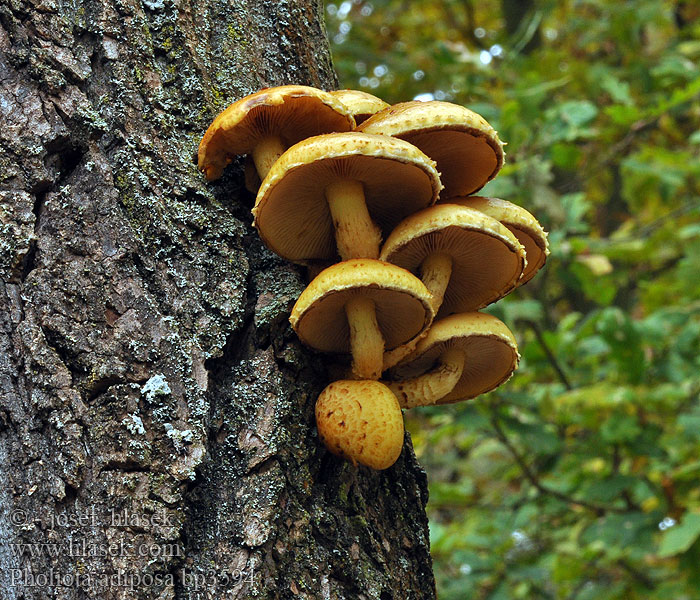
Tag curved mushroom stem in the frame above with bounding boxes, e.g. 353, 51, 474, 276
252, 135, 287, 180
385, 347, 465, 408
382, 333, 423, 372
420, 252, 453, 314
345, 296, 385, 380
325, 179, 382, 260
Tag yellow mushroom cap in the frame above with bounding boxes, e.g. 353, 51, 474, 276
290, 258, 434, 354
357, 100, 504, 196
198, 85, 355, 180
380, 203, 525, 317
316, 379, 404, 470
388, 312, 519, 405
253, 132, 442, 264
441, 196, 550, 286
330, 89, 390, 125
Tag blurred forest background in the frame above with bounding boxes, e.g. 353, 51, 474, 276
324, 1, 700, 598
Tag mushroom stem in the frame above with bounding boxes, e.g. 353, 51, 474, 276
325, 179, 382, 260
382, 337, 421, 373
345, 296, 385, 380
385, 347, 465, 408
420, 252, 453, 313
252, 135, 287, 179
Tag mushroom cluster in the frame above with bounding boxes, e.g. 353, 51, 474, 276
199, 86, 549, 471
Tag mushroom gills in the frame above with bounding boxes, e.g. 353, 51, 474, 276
380, 204, 526, 316
254, 133, 441, 264
438, 195, 549, 286
198, 85, 355, 183
289, 259, 435, 386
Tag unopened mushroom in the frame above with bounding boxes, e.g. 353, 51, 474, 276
385, 312, 519, 408
253, 132, 441, 263
316, 379, 404, 470
289, 259, 434, 380
380, 203, 525, 317
330, 89, 390, 125
198, 85, 355, 181
441, 196, 549, 286
358, 100, 504, 197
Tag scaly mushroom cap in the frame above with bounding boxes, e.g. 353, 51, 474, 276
380, 203, 525, 317
198, 85, 355, 180
441, 196, 549, 286
357, 100, 505, 196
316, 379, 404, 470
253, 132, 442, 264
388, 312, 519, 405
331, 89, 390, 125
290, 258, 434, 354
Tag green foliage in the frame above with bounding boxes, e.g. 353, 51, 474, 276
326, 0, 700, 597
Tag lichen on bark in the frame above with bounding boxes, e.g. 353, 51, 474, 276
0, 0, 436, 598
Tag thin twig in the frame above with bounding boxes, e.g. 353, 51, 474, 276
527, 320, 573, 390
489, 411, 626, 515
617, 558, 656, 590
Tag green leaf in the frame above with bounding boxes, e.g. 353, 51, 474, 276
673, 460, 700, 482
605, 103, 643, 126
600, 413, 641, 443
658, 513, 700, 558
678, 409, 700, 436
600, 73, 634, 105
430, 480, 476, 505
560, 100, 599, 127
584, 475, 636, 502
581, 513, 654, 549
454, 404, 490, 430
498, 298, 544, 323
679, 222, 700, 239
550, 142, 582, 169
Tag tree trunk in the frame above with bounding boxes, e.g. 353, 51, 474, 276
0, 1, 435, 598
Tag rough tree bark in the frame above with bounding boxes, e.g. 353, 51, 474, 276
0, 1, 435, 598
